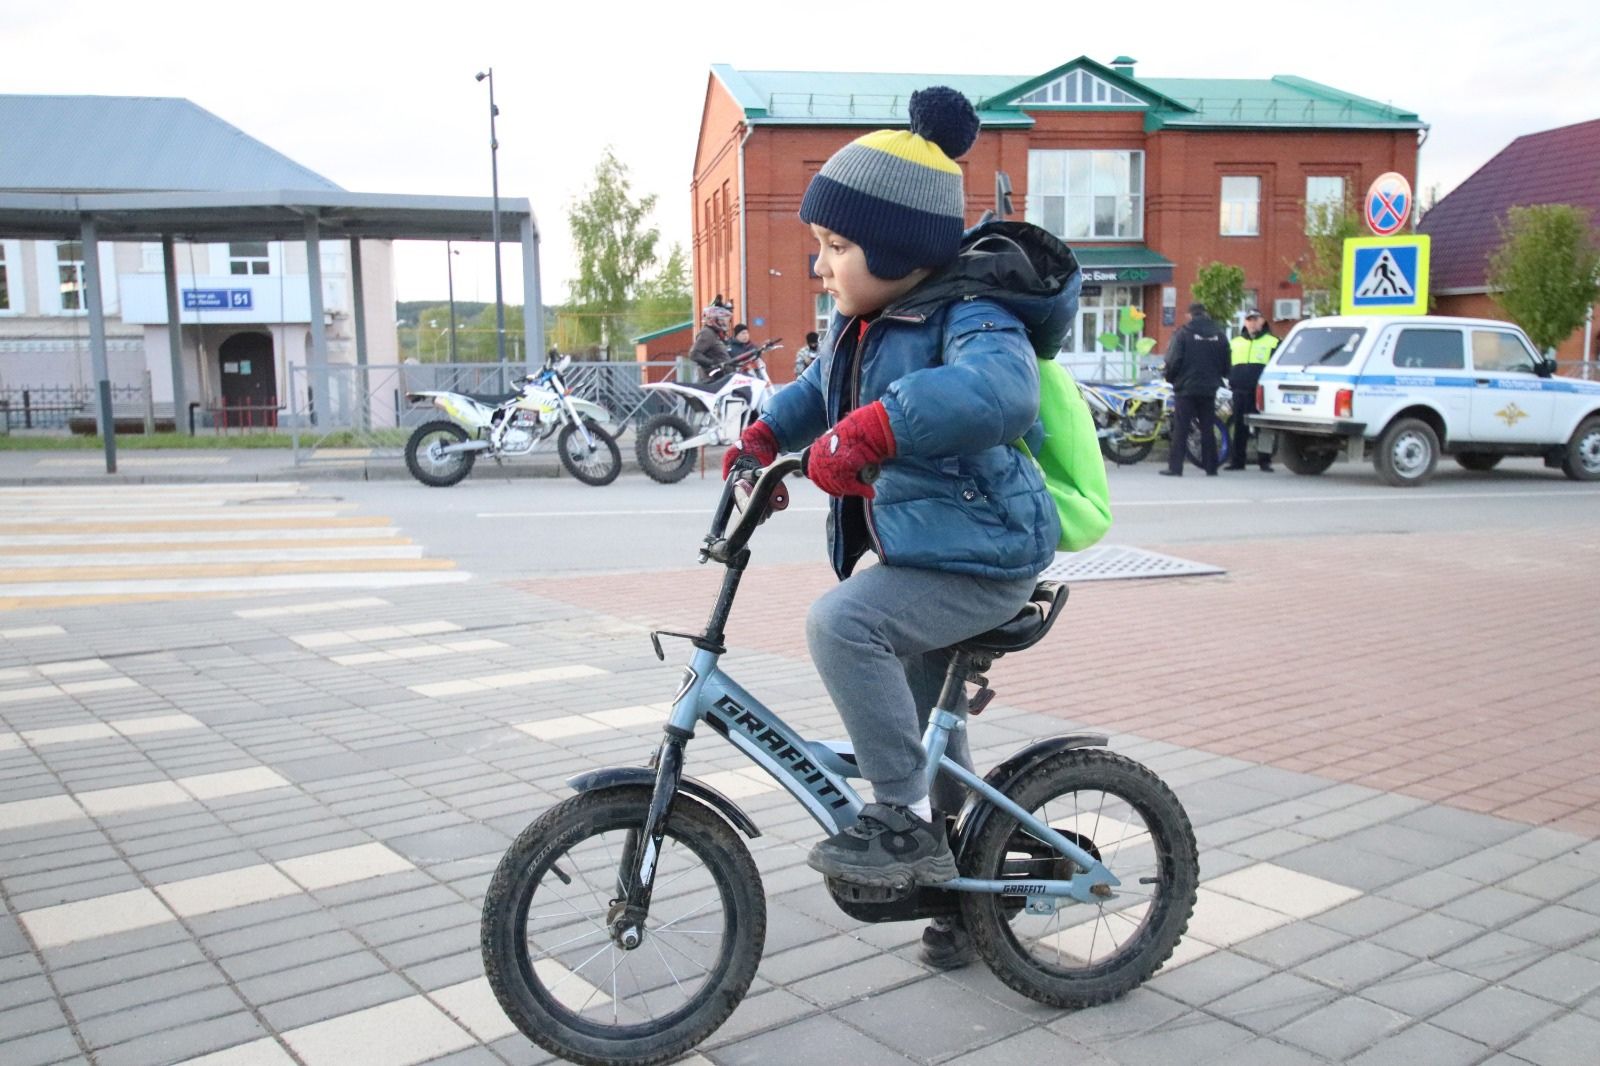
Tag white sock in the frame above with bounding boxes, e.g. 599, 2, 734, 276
906, 796, 933, 822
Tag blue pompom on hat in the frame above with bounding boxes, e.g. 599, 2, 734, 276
799, 87, 980, 280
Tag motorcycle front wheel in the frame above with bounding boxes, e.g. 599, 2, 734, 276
635, 413, 699, 484
404, 420, 476, 487
559, 418, 622, 486
482, 785, 766, 1066
1184, 416, 1230, 469
1099, 434, 1155, 465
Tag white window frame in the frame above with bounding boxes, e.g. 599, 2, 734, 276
228, 241, 272, 276
1016, 69, 1143, 107
1305, 176, 1346, 230
815, 292, 836, 335
0, 239, 23, 315
1221, 176, 1261, 236
1026, 150, 1145, 241
32, 240, 118, 316
1231, 290, 1261, 334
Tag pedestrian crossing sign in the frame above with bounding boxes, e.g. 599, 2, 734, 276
1340, 235, 1430, 315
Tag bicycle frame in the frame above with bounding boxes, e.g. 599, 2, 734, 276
606, 462, 1121, 941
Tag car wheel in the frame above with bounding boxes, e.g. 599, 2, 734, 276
1454, 452, 1503, 472
1373, 417, 1438, 487
1562, 416, 1600, 481
1280, 433, 1338, 476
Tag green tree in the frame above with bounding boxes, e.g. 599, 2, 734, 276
1191, 262, 1247, 328
567, 147, 661, 354
1301, 196, 1364, 315
1488, 204, 1600, 354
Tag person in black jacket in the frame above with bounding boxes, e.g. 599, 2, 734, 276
1161, 303, 1230, 476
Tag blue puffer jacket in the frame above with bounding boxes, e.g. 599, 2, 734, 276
760, 221, 1081, 581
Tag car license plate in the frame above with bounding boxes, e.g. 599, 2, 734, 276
1282, 391, 1316, 405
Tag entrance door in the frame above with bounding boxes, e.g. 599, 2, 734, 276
218, 332, 277, 428
1064, 284, 1142, 380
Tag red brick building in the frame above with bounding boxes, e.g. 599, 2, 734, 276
693, 57, 1424, 381
1419, 118, 1600, 367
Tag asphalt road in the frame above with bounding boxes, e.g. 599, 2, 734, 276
324, 455, 1600, 580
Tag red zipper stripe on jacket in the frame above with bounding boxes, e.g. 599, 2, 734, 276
851, 319, 888, 563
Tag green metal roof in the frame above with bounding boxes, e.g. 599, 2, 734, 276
1073, 247, 1173, 268
631, 319, 693, 345
712, 63, 1423, 132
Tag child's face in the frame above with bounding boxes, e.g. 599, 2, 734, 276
810, 225, 924, 318
734, 329, 750, 343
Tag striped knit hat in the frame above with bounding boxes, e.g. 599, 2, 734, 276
799, 86, 980, 280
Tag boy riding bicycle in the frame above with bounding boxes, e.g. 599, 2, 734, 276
722, 87, 1080, 966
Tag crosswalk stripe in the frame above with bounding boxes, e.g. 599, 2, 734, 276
0, 484, 467, 610
3, 536, 411, 555
0, 558, 457, 583
0, 516, 391, 534
2, 546, 427, 568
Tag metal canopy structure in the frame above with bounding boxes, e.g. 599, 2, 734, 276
0, 189, 537, 242
0, 189, 545, 472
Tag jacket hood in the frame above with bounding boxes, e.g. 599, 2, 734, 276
891, 220, 1080, 357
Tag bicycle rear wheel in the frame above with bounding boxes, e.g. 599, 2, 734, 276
481, 785, 765, 1066
960, 749, 1197, 1008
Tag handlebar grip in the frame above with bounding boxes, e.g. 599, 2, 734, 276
797, 447, 878, 486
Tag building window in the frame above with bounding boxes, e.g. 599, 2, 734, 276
1220, 176, 1260, 236
1303, 290, 1333, 317
1026, 150, 1144, 240
56, 241, 86, 310
815, 293, 836, 334
1305, 176, 1346, 230
229, 241, 270, 275
1017, 70, 1141, 106
0, 244, 9, 311
1231, 290, 1260, 334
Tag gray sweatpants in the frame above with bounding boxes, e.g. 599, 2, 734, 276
805, 563, 1038, 809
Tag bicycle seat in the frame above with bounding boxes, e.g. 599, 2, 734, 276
956, 581, 1068, 655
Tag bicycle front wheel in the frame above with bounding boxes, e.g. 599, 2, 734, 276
960, 749, 1197, 1008
481, 785, 765, 1066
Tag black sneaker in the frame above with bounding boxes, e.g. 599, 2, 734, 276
806, 803, 958, 888
920, 919, 976, 970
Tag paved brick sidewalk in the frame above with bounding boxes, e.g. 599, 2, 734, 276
2, 537, 1598, 1066
530, 525, 1600, 837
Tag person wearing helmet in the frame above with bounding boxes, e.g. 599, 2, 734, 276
690, 297, 736, 380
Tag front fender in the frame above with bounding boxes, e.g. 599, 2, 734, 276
567, 397, 613, 426
567, 766, 761, 838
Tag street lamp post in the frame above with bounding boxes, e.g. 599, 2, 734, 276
446, 242, 459, 362
474, 68, 507, 364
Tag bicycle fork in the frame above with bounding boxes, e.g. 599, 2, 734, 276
609, 726, 690, 950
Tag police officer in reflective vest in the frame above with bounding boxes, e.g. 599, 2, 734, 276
1226, 309, 1279, 471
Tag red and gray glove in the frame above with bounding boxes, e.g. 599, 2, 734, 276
808, 401, 896, 499
721, 419, 779, 479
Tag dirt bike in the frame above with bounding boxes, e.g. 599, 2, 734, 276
1077, 380, 1168, 465
480, 453, 1199, 1066
633, 341, 781, 483
403, 356, 621, 488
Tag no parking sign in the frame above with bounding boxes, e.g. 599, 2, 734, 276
1365, 172, 1412, 236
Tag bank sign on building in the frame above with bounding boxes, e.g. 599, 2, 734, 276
693, 57, 1424, 380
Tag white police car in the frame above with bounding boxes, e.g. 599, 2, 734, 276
1248, 315, 1600, 487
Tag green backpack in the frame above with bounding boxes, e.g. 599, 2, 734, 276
1018, 359, 1112, 551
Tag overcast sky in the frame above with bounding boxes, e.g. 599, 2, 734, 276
7, 0, 1596, 308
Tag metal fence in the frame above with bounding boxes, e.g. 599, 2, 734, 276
288, 361, 696, 463
0, 382, 152, 432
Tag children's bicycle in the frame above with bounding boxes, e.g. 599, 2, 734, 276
481, 456, 1199, 1066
